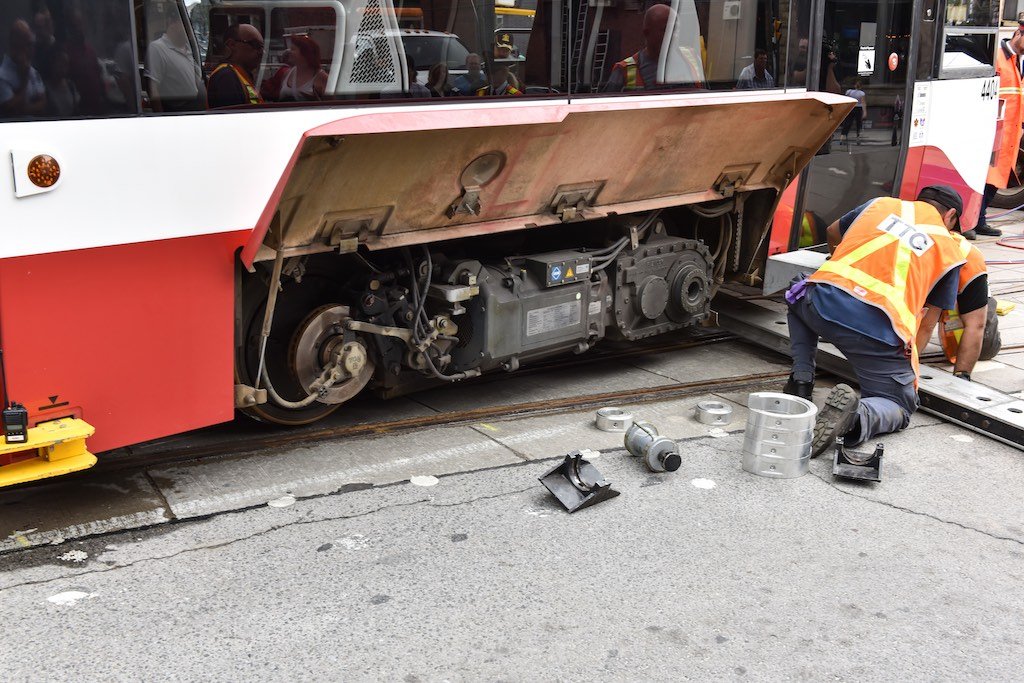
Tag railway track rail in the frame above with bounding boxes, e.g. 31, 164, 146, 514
88, 333, 787, 478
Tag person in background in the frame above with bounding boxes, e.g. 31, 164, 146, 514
789, 37, 809, 86
260, 48, 294, 101
65, 10, 106, 115
604, 4, 671, 92
43, 47, 78, 116
736, 48, 774, 89
783, 186, 968, 457
207, 23, 265, 107
0, 18, 46, 117
146, 12, 206, 112
427, 63, 454, 97
476, 62, 521, 96
279, 35, 327, 102
452, 53, 486, 95
841, 79, 866, 144
383, 55, 430, 98
970, 16, 1024, 239
32, 1, 56, 81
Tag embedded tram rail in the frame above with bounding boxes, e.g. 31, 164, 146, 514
92, 331, 781, 477
0, 330, 805, 554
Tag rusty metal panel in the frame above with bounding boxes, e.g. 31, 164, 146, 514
249, 93, 852, 261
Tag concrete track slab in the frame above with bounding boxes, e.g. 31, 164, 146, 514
1, 426, 1023, 680
0, 472, 169, 554
147, 426, 523, 519
622, 341, 789, 384
412, 359, 671, 413
469, 393, 749, 460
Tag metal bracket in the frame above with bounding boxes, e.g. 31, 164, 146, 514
539, 451, 620, 512
446, 185, 482, 218
234, 384, 268, 408
549, 183, 604, 222
833, 437, 883, 482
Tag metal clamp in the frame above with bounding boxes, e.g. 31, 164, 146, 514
539, 451, 621, 513
595, 407, 634, 432
624, 421, 681, 473
695, 400, 733, 426
832, 437, 883, 482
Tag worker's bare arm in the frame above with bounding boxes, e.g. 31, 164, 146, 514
953, 306, 987, 375
916, 305, 942, 353
825, 221, 842, 254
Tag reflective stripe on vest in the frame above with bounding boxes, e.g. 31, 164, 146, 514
619, 55, 644, 91
809, 199, 967, 378
211, 63, 263, 105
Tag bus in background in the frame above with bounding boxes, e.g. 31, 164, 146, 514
769, 0, 999, 252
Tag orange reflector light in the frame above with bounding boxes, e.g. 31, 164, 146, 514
27, 155, 60, 188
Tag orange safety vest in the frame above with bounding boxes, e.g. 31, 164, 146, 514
614, 54, 646, 91
612, 50, 705, 91
210, 63, 264, 105
939, 234, 987, 363
809, 198, 966, 379
987, 42, 1023, 188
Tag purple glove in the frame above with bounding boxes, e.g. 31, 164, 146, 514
785, 276, 811, 305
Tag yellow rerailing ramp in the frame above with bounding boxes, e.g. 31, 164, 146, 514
0, 418, 97, 487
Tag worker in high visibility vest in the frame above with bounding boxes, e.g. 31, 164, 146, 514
970, 18, 1024, 239
915, 234, 1001, 379
604, 4, 704, 92
207, 23, 265, 109
784, 186, 968, 457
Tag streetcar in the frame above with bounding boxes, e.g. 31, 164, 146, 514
0, 0, 890, 486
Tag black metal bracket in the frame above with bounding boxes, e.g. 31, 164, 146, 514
539, 451, 620, 513
832, 437, 883, 482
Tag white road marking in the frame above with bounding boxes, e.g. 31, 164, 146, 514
691, 478, 717, 489
47, 591, 95, 605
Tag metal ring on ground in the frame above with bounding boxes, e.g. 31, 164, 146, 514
595, 407, 634, 432
695, 400, 733, 426
741, 392, 818, 479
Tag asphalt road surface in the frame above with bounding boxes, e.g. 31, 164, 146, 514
2, 412, 1023, 681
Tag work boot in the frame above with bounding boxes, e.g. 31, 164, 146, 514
974, 224, 1002, 237
962, 229, 977, 241
810, 384, 860, 458
783, 375, 814, 401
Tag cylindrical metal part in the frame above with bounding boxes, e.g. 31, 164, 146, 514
695, 400, 733, 426
646, 436, 682, 472
624, 421, 681, 473
595, 407, 634, 432
741, 392, 818, 479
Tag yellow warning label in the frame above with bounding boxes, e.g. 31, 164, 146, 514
566, 268, 574, 278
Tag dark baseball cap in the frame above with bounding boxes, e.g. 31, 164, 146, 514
917, 185, 963, 231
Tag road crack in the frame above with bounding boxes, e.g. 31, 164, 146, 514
0, 481, 545, 594
809, 471, 1024, 547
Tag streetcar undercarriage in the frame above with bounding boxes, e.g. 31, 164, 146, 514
235, 193, 778, 425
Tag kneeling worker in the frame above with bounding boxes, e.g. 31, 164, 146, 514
915, 233, 1001, 379
783, 186, 968, 456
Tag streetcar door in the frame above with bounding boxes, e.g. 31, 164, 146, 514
798, 0, 915, 234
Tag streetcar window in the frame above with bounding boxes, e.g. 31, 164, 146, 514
0, 0, 138, 121
938, 0, 997, 80
572, 0, 789, 95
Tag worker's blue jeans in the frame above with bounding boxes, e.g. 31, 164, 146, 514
787, 291, 918, 446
